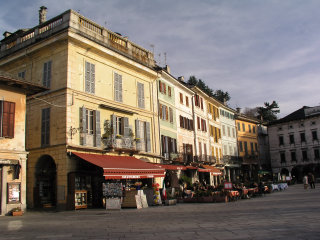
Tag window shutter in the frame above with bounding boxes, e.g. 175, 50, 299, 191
164, 83, 166, 94
200, 98, 203, 110
159, 81, 162, 93
159, 104, 162, 118
161, 135, 165, 155
95, 110, 101, 147
2, 101, 15, 138
123, 117, 129, 137
41, 108, 50, 146
179, 115, 183, 127
111, 114, 116, 136
135, 120, 141, 150
47, 61, 52, 88
90, 63, 95, 94
169, 107, 173, 123
43, 62, 48, 87
165, 106, 168, 121
145, 122, 151, 152
80, 107, 87, 145
85, 62, 91, 93
119, 74, 123, 102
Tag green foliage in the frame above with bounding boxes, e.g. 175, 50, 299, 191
213, 89, 230, 103
179, 175, 192, 188
257, 101, 280, 122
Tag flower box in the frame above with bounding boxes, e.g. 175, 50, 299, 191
12, 211, 23, 216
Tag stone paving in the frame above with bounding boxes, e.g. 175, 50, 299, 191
1, 184, 320, 240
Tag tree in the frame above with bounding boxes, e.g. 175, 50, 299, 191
213, 90, 231, 103
187, 76, 230, 102
257, 101, 280, 122
243, 107, 259, 119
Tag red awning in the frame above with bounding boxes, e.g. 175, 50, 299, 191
186, 166, 198, 170
202, 165, 222, 175
72, 152, 165, 179
153, 164, 187, 171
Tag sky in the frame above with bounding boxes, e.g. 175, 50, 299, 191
1, 0, 320, 118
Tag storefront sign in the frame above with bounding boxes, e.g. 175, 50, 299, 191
224, 182, 233, 190
122, 175, 141, 179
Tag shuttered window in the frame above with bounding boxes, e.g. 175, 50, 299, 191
41, 108, 50, 146
43, 61, 52, 88
0, 101, 15, 138
169, 107, 173, 123
80, 107, 101, 147
186, 96, 189, 107
85, 61, 95, 94
137, 82, 145, 109
180, 93, 183, 104
114, 72, 122, 102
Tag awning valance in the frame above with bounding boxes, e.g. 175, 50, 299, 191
154, 164, 187, 171
202, 165, 222, 175
72, 152, 165, 179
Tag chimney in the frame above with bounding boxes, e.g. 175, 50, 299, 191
236, 107, 241, 113
178, 76, 184, 82
164, 65, 170, 74
223, 98, 227, 106
3, 31, 12, 38
39, 6, 48, 24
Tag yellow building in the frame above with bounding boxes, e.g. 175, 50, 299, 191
0, 72, 46, 215
235, 112, 260, 182
0, 9, 163, 210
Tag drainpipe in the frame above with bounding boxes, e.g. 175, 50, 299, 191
191, 95, 197, 161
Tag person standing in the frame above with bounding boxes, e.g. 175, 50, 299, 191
303, 175, 308, 189
308, 173, 315, 189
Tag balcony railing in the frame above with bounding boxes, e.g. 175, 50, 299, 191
102, 136, 136, 151
223, 155, 242, 165
0, 10, 155, 67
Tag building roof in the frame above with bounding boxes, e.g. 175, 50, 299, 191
269, 106, 320, 125
0, 71, 48, 96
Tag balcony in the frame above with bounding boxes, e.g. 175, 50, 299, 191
0, 10, 155, 67
102, 136, 138, 154
223, 155, 243, 165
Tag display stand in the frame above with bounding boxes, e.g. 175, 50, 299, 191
75, 190, 87, 209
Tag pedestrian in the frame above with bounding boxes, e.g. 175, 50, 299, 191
308, 173, 315, 189
303, 175, 308, 189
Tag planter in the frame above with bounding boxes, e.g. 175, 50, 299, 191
12, 211, 23, 216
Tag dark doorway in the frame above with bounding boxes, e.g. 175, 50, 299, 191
34, 155, 56, 209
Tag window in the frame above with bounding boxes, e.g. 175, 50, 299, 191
43, 60, 52, 88
289, 134, 295, 144
232, 128, 235, 138
242, 123, 245, 132
222, 125, 226, 136
302, 150, 308, 161
168, 86, 171, 97
291, 151, 296, 162
0, 100, 15, 138
280, 152, 286, 163
314, 149, 320, 160
114, 72, 123, 102
169, 107, 173, 123
255, 143, 258, 152
86, 109, 95, 135
201, 119, 207, 132
244, 142, 248, 155
248, 125, 251, 133
250, 142, 254, 154
197, 116, 200, 130
311, 121, 316, 125
80, 107, 101, 147
279, 136, 284, 145
135, 120, 151, 152
300, 132, 306, 143
200, 97, 203, 110
253, 126, 256, 133
179, 93, 183, 104
312, 130, 318, 141
224, 145, 228, 155
198, 142, 202, 156
18, 71, 25, 79
195, 95, 200, 107
227, 126, 230, 137
161, 135, 177, 155
186, 96, 189, 107
41, 108, 50, 146
137, 82, 145, 109
237, 122, 241, 131
179, 115, 193, 131
159, 104, 169, 121
159, 81, 166, 94
84, 61, 95, 94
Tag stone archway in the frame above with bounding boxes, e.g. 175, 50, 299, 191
34, 155, 57, 208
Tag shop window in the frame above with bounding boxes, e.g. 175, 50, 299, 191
0, 100, 15, 138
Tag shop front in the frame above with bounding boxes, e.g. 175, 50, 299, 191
70, 152, 165, 210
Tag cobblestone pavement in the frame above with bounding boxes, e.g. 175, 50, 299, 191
1, 184, 320, 240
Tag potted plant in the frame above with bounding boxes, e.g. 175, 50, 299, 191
11, 207, 23, 216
